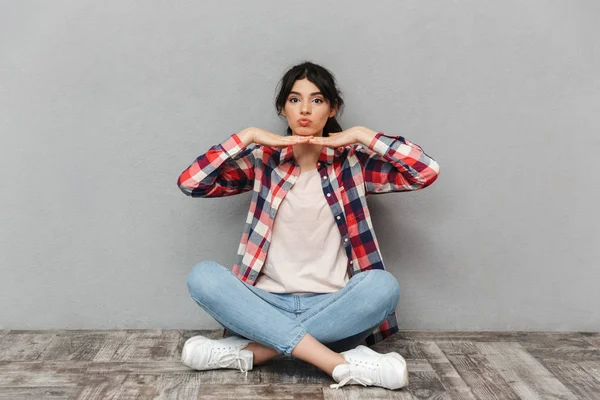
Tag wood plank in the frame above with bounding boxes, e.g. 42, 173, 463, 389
0, 331, 58, 361
475, 342, 577, 399
580, 332, 600, 349
110, 329, 181, 362
185, 383, 324, 400
0, 386, 82, 399
369, 337, 427, 356
537, 358, 600, 400
91, 331, 128, 362
419, 341, 476, 400
325, 385, 415, 399
435, 341, 480, 356
155, 378, 326, 399
252, 356, 334, 384
37, 330, 128, 361
0, 361, 89, 386
402, 359, 449, 400
371, 338, 429, 359
397, 331, 520, 342
152, 373, 207, 399
437, 341, 520, 400
578, 361, 600, 382
85, 360, 212, 375
516, 332, 600, 361
75, 374, 158, 400
82, 374, 329, 400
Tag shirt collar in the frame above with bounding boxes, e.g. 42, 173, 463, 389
279, 143, 335, 165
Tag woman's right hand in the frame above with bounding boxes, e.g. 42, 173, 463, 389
239, 127, 312, 148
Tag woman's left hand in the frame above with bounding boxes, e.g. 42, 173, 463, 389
308, 126, 377, 147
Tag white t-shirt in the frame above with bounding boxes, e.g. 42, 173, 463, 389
254, 167, 350, 295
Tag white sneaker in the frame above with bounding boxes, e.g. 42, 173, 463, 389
330, 345, 409, 390
181, 334, 254, 376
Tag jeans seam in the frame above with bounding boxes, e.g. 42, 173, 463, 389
284, 325, 307, 356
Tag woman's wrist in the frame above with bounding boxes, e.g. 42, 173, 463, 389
237, 128, 255, 147
354, 127, 379, 147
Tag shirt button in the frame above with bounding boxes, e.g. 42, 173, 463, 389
322, 176, 327, 180
336, 215, 341, 220
344, 238, 348, 242
327, 193, 331, 197
349, 260, 353, 264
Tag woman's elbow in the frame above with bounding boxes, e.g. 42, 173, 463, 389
177, 179, 211, 198
419, 160, 440, 189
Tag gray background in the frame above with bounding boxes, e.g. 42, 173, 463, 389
1, 0, 598, 331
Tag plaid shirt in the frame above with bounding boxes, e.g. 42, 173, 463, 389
177, 131, 440, 346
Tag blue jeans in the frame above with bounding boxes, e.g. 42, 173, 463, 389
186, 260, 400, 356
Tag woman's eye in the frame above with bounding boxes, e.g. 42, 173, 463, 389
288, 98, 324, 103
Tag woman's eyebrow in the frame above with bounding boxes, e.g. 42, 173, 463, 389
289, 91, 323, 96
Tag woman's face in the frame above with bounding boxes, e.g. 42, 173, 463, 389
281, 78, 337, 137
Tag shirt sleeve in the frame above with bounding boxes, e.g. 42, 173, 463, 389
352, 132, 440, 194
177, 133, 258, 198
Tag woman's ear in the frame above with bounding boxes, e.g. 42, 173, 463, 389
329, 102, 338, 118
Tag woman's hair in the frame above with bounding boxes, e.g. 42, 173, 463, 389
274, 61, 345, 137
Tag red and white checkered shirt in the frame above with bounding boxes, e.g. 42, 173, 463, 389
177, 131, 440, 346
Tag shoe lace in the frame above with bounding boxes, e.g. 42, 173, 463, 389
216, 349, 250, 377
330, 374, 373, 389
330, 357, 379, 389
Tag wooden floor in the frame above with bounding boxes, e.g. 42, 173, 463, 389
0, 329, 599, 399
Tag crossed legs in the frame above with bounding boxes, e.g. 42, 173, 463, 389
186, 261, 400, 377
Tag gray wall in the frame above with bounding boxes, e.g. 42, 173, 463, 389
1, 0, 598, 331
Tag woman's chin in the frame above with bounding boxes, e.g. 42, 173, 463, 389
293, 128, 321, 136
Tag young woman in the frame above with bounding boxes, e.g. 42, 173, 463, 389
177, 61, 440, 390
